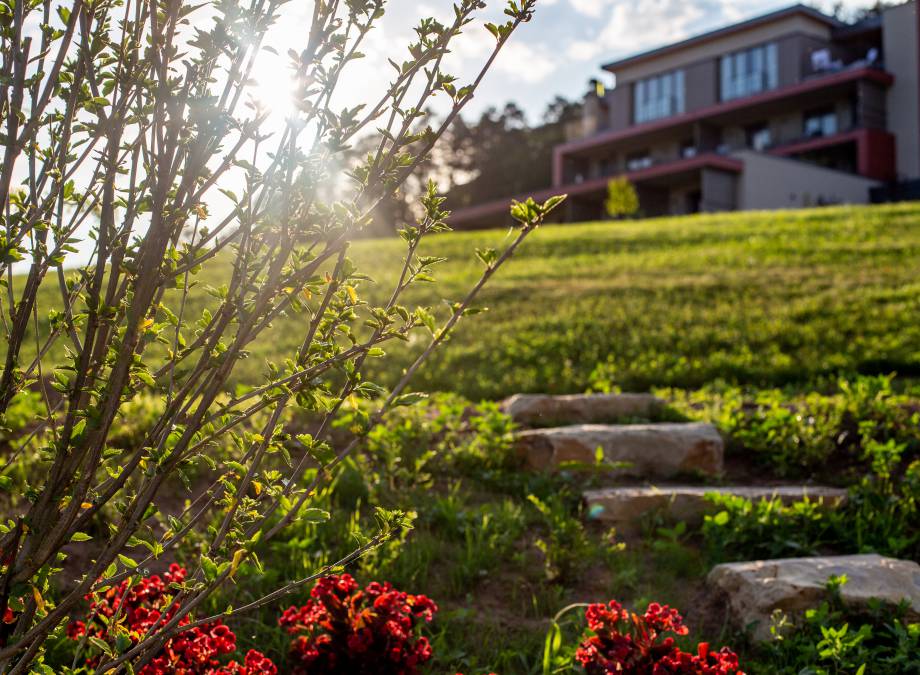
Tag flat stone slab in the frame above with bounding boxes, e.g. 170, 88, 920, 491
583, 485, 848, 533
708, 554, 920, 640
502, 393, 663, 427
515, 422, 723, 478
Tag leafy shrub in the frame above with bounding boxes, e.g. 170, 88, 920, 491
836, 457, 920, 560
702, 460, 920, 563
702, 494, 836, 563
605, 178, 639, 219
66, 565, 276, 674
278, 574, 437, 674
572, 600, 744, 674
527, 493, 592, 583
753, 578, 920, 674
663, 376, 920, 477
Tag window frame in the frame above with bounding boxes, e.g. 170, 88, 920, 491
633, 69, 686, 124
720, 42, 779, 102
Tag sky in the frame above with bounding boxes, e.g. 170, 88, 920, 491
254, 0, 875, 125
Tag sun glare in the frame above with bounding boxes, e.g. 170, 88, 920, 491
248, 47, 300, 121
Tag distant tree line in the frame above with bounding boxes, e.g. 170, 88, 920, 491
824, 1, 896, 22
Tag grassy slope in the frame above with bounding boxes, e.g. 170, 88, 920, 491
263, 202, 920, 398
13, 202, 920, 399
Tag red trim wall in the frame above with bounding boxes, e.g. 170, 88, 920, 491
857, 129, 897, 182
769, 128, 896, 182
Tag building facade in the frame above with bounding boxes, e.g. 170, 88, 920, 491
450, 2, 920, 227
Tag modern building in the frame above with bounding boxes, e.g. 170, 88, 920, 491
450, 1, 920, 227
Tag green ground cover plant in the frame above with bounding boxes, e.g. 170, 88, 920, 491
662, 374, 920, 478
6, 198, 919, 672
751, 578, 920, 675
187, 388, 914, 672
5, 358, 919, 671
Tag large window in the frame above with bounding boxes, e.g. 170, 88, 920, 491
720, 43, 779, 101
634, 70, 685, 124
804, 108, 838, 138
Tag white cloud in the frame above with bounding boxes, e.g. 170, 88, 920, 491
448, 25, 558, 85
566, 39, 604, 61
592, 0, 721, 60
568, 0, 615, 18
563, 0, 878, 66
494, 41, 558, 82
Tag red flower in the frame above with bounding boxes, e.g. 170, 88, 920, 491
224, 649, 278, 674
576, 599, 744, 675
280, 574, 438, 675
66, 566, 276, 675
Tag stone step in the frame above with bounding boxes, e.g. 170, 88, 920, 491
515, 422, 723, 478
583, 485, 848, 534
708, 554, 920, 640
502, 393, 664, 427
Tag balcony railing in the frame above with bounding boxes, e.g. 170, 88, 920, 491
803, 49, 884, 80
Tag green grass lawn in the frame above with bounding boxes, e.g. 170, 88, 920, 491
326, 202, 920, 398
15, 202, 920, 400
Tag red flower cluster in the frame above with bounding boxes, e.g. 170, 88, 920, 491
279, 573, 438, 674
576, 600, 744, 675
68, 564, 276, 675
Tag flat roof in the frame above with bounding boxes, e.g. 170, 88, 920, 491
602, 4, 842, 73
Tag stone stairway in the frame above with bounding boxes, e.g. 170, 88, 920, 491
709, 554, 920, 640
503, 393, 664, 427
503, 392, 919, 636
582, 485, 848, 535
514, 422, 724, 477
504, 392, 840, 528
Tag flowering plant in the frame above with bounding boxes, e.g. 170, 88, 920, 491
279, 573, 438, 674
67, 564, 276, 674
576, 600, 744, 674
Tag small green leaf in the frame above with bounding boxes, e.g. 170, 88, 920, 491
201, 554, 218, 582
301, 508, 330, 523
117, 554, 138, 569
392, 392, 428, 408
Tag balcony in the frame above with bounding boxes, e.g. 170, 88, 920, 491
802, 47, 885, 81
